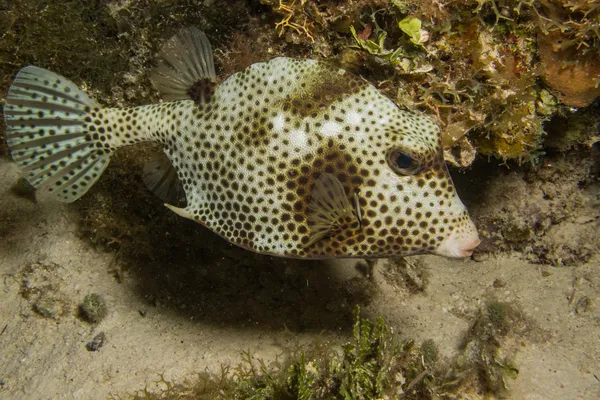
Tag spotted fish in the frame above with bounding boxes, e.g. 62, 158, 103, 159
3, 27, 480, 259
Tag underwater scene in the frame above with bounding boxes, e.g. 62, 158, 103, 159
0, 0, 598, 398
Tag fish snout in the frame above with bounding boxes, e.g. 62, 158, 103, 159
433, 218, 480, 259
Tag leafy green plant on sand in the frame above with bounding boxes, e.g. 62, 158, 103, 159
124, 302, 535, 399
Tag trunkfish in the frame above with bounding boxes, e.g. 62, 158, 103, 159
3, 27, 480, 259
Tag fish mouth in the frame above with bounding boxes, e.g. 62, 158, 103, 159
433, 224, 481, 259
453, 239, 481, 258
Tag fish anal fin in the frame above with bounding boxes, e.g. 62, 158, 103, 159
165, 203, 196, 221
304, 173, 360, 248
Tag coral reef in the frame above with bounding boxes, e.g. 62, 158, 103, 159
257, 0, 600, 165
464, 147, 599, 265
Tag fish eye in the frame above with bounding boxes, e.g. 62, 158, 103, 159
387, 149, 423, 175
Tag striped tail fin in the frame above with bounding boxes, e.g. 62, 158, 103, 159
3, 66, 110, 203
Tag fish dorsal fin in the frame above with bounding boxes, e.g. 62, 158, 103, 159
142, 151, 184, 204
305, 173, 359, 248
151, 27, 216, 103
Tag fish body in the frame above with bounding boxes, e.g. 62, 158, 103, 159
3, 28, 480, 259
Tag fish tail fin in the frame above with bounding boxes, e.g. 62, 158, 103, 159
3, 66, 111, 203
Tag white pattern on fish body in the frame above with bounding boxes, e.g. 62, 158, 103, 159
289, 129, 308, 149
345, 111, 362, 126
271, 113, 286, 133
3, 28, 480, 259
319, 121, 341, 137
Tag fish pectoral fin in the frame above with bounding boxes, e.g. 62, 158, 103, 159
304, 173, 358, 248
165, 203, 195, 221
151, 27, 216, 103
143, 151, 184, 204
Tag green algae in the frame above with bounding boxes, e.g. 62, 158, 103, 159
398, 17, 425, 46
123, 304, 539, 399
80, 293, 108, 324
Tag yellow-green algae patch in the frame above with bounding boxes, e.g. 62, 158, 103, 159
123, 304, 543, 399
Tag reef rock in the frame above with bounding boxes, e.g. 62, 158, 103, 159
538, 31, 600, 108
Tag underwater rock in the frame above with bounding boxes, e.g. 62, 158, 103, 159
86, 332, 106, 352
20, 261, 70, 320
538, 31, 600, 108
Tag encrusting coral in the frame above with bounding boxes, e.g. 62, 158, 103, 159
259, 0, 600, 166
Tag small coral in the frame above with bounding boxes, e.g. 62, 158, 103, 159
538, 31, 600, 107
80, 293, 108, 324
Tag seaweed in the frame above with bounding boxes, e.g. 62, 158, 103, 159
122, 303, 538, 399
79, 293, 108, 324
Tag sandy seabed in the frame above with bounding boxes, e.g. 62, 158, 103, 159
0, 158, 598, 400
